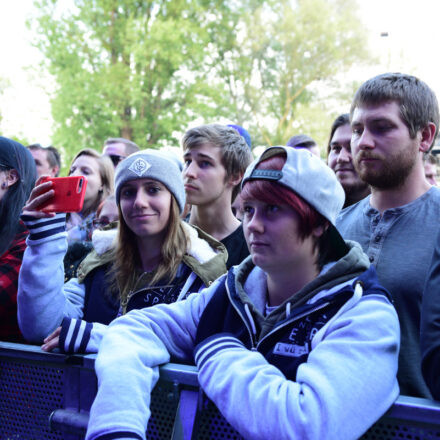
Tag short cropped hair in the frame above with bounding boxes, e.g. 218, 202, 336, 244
182, 124, 253, 180
350, 73, 439, 147
27, 143, 61, 176
182, 124, 253, 199
104, 138, 140, 156
327, 114, 350, 155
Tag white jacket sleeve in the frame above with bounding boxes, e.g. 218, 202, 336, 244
17, 214, 86, 343
85, 276, 223, 440
194, 293, 400, 440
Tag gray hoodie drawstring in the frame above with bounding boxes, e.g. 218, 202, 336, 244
244, 303, 257, 338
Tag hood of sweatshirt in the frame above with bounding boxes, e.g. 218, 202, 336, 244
231, 240, 370, 331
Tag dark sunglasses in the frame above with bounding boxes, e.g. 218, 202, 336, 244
108, 154, 125, 166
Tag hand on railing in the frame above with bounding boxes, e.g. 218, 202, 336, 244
41, 326, 61, 352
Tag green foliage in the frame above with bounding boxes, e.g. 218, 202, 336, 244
207, 0, 372, 147
0, 76, 11, 126
32, 0, 255, 164
32, 0, 371, 161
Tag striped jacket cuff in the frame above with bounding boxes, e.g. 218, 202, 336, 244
59, 317, 93, 354
21, 213, 66, 242
194, 333, 245, 370
92, 432, 143, 440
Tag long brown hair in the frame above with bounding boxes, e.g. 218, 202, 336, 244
109, 195, 188, 304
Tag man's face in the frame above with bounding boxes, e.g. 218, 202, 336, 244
328, 123, 368, 195
351, 101, 420, 189
30, 148, 57, 177
103, 143, 127, 167
182, 144, 230, 207
424, 162, 437, 186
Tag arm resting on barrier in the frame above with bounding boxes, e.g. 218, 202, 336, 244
85, 278, 221, 440
194, 294, 400, 440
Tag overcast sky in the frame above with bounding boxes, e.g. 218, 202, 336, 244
1, 0, 440, 145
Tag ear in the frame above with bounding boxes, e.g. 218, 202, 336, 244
51, 166, 60, 177
227, 172, 243, 188
312, 224, 328, 239
419, 122, 437, 153
6, 169, 19, 187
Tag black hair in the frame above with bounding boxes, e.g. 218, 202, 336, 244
0, 137, 37, 255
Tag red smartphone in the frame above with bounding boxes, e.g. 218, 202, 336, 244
39, 176, 88, 213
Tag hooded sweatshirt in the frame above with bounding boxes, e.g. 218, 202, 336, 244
85, 241, 400, 440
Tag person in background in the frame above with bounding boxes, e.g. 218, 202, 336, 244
102, 138, 140, 168
27, 144, 61, 177
93, 195, 119, 230
0, 137, 36, 342
84, 146, 399, 440
327, 113, 370, 207
183, 124, 253, 268
337, 72, 440, 398
286, 133, 320, 157
17, 150, 227, 351
64, 195, 120, 282
66, 148, 114, 244
227, 124, 253, 221
227, 124, 252, 149
423, 153, 438, 186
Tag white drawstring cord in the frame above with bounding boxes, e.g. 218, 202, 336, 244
244, 303, 257, 337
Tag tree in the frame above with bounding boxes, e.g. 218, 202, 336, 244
31, 0, 261, 163
32, 0, 371, 160
0, 76, 11, 127
206, 0, 372, 148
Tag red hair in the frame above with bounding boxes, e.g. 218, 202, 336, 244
241, 154, 327, 240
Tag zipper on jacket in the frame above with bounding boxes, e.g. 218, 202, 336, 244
225, 280, 257, 349
257, 301, 332, 350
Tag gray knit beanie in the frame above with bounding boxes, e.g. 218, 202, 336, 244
115, 149, 186, 213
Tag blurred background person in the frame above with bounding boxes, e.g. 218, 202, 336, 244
286, 133, 320, 157
27, 143, 61, 177
102, 138, 140, 168
424, 153, 438, 186
66, 148, 114, 244
327, 113, 370, 207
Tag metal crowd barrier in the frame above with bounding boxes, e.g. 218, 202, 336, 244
1, 341, 440, 440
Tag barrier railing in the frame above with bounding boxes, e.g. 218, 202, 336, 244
1, 341, 440, 440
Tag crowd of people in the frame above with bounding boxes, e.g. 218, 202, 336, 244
1, 72, 440, 439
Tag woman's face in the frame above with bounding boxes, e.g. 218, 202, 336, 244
69, 155, 103, 210
119, 178, 172, 240
242, 197, 319, 275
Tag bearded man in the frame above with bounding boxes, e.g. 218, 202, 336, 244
336, 73, 440, 399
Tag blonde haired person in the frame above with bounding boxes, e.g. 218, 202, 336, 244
66, 148, 114, 244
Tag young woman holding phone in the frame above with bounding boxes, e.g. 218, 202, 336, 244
17, 150, 227, 352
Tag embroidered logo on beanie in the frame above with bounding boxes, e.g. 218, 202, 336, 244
129, 158, 151, 176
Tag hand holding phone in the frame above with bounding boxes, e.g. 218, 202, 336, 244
39, 176, 87, 213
